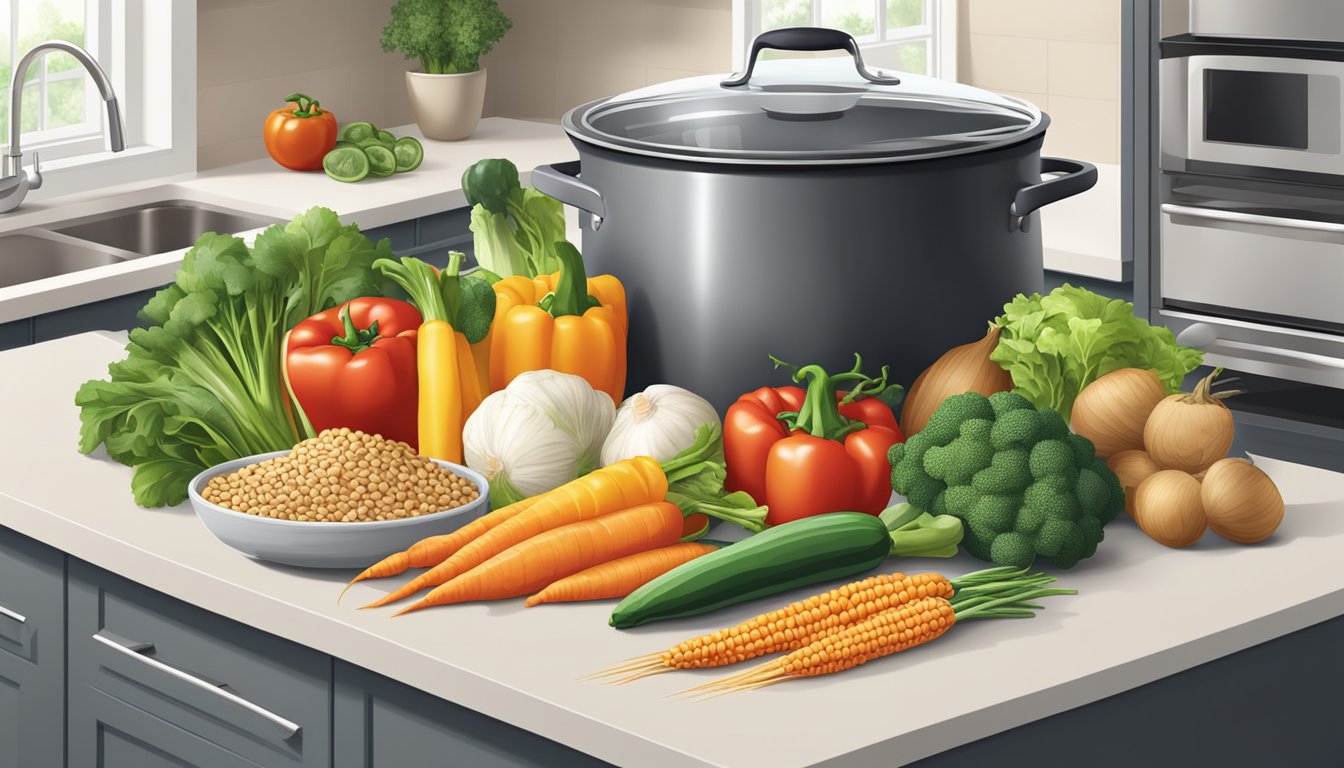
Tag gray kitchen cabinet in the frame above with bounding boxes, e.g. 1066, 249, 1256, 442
333, 660, 611, 768
365, 209, 475, 269
0, 318, 32, 350
0, 527, 65, 768
362, 220, 416, 253
32, 285, 162, 344
68, 561, 332, 768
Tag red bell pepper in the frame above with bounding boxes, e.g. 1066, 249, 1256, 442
285, 298, 423, 447
724, 356, 905, 526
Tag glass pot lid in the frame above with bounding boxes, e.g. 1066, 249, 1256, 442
564, 27, 1044, 165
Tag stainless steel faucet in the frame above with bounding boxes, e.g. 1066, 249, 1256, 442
0, 40, 126, 213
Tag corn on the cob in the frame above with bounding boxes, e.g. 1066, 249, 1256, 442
594, 571, 956, 682
687, 597, 956, 696
685, 577, 1076, 697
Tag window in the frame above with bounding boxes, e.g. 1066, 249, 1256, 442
735, 0, 957, 80
0, 1, 196, 198
0, 0, 111, 160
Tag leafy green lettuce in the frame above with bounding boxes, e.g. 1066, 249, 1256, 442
989, 284, 1204, 421
462, 158, 568, 278
76, 207, 392, 507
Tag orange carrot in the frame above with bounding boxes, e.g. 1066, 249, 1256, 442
524, 542, 719, 607
364, 456, 668, 608
396, 502, 685, 614
338, 493, 549, 603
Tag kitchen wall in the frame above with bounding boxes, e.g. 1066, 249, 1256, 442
478, 0, 733, 121
195, 0, 733, 169
956, 0, 1120, 164
196, 0, 414, 169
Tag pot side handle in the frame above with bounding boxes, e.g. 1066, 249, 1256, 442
1010, 157, 1098, 232
531, 161, 606, 224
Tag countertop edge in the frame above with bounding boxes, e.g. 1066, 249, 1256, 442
815, 593, 1344, 767
0, 487, 716, 768
8, 466, 1344, 768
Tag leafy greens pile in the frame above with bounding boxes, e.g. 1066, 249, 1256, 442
990, 285, 1204, 421
76, 207, 392, 507
462, 157, 569, 278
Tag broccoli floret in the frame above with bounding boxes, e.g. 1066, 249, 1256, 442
1029, 439, 1079, 482
972, 449, 1030, 494
989, 408, 1040, 450
990, 532, 1037, 569
889, 391, 1123, 569
988, 389, 1035, 416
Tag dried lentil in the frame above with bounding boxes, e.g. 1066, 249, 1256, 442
200, 428, 477, 523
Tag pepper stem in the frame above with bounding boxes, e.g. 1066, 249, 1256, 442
330, 306, 381, 354
284, 92, 321, 118
547, 241, 601, 318
770, 354, 892, 442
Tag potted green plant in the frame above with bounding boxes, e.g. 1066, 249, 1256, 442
381, 0, 512, 141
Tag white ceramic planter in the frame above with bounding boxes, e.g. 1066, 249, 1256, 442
405, 69, 487, 141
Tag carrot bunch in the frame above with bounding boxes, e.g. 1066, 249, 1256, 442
340, 456, 719, 612
593, 566, 1074, 696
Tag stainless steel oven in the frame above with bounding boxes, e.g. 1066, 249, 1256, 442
1158, 28, 1344, 390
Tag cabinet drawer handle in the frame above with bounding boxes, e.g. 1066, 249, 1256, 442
92, 631, 302, 739
0, 604, 26, 624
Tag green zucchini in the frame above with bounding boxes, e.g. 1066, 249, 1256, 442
609, 512, 890, 629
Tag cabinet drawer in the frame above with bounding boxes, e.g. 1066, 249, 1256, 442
68, 561, 331, 768
32, 285, 164, 343
334, 660, 611, 767
0, 527, 65, 768
1161, 203, 1344, 327
364, 220, 417, 253
418, 208, 472, 245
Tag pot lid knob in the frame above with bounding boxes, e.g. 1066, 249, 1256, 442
721, 27, 902, 89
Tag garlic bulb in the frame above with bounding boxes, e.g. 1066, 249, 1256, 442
463, 370, 615, 507
600, 385, 720, 466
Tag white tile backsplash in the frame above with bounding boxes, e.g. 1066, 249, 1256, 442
1048, 40, 1121, 100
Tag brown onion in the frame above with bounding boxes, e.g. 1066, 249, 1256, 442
1107, 449, 1161, 517
1143, 369, 1238, 474
1071, 368, 1167, 457
1201, 458, 1284, 544
1133, 470, 1207, 548
901, 325, 1013, 436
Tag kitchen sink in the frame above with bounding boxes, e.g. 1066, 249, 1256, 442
0, 231, 131, 289
50, 200, 281, 256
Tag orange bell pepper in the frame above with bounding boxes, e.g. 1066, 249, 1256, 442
488, 243, 627, 402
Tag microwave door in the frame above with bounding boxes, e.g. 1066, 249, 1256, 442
1182, 55, 1344, 177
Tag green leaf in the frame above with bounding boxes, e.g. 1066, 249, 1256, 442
130, 453, 203, 508
992, 284, 1204, 421
75, 205, 386, 507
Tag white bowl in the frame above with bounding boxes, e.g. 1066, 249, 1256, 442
187, 451, 490, 569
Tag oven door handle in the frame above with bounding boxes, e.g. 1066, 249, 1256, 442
1161, 203, 1344, 234
1177, 324, 1344, 370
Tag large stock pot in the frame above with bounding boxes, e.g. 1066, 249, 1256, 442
533, 28, 1097, 410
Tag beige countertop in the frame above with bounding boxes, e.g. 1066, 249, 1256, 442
0, 118, 579, 324
5, 332, 1344, 767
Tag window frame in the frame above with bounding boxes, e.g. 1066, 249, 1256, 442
4, 0, 113, 161
732, 0, 958, 81
18, 0, 197, 202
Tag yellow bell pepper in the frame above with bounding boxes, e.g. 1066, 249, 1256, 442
488, 243, 628, 402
